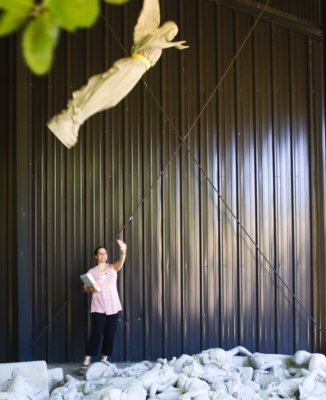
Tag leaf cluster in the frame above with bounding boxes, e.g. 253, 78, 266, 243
0, 0, 129, 75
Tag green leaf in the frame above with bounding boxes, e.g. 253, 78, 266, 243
0, 0, 33, 11
22, 12, 59, 75
0, 0, 33, 35
47, 0, 99, 31
103, 0, 129, 4
0, 8, 30, 35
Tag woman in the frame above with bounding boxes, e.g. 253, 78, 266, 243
78, 239, 127, 375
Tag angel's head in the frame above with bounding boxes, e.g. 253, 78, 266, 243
158, 21, 178, 41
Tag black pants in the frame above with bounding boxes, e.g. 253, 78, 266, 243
86, 312, 119, 357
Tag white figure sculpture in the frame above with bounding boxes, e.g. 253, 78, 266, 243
177, 373, 210, 399
197, 346, 253, 366
48, 347, 326, 399
299, 368, 326, 399
249, 352, 294, 371
294, 350, 326, 372
47, 0, 188, 148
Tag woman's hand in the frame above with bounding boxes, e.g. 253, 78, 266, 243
112, 239, 127, 271
117, 239, 127, 252
83, 283, 101, 293
83, 285, 95, 293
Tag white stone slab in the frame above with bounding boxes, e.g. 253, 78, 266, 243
0, 360, 48, 400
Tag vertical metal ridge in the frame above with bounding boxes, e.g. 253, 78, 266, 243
0, 0, 324, 363
250, 0, 321, 25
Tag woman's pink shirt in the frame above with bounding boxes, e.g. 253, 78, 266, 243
88, 264, 122, 315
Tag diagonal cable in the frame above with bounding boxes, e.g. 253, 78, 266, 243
103, 0, 324, 335
30, 0, 324, 349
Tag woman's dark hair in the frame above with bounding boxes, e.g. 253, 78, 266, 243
94, 246, 106, 255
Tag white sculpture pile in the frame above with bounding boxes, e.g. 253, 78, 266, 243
1, 348, 325, 399
48, 346, 326, 400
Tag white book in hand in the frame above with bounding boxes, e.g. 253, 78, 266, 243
80, 272, 101, 292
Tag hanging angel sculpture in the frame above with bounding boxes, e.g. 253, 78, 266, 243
47, 0, 188, 148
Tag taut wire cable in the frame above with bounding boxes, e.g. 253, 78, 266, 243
101, 0, 324, 335
30, 0, 324, 349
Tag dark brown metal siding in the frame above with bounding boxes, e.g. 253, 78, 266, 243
0, 0, 325, 363
253, 0, 322, 25
0, 37, 17, 361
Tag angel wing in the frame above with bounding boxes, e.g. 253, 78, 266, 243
133, 0, 161, 46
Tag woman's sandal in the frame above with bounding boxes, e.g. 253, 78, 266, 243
77, 364, 89, 376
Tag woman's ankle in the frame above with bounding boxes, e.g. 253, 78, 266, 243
83, 355, 92, 365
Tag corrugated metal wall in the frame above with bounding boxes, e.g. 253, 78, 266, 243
252, 0, 322, 25
0, 0, 325, 363
0, 36, 17, 362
